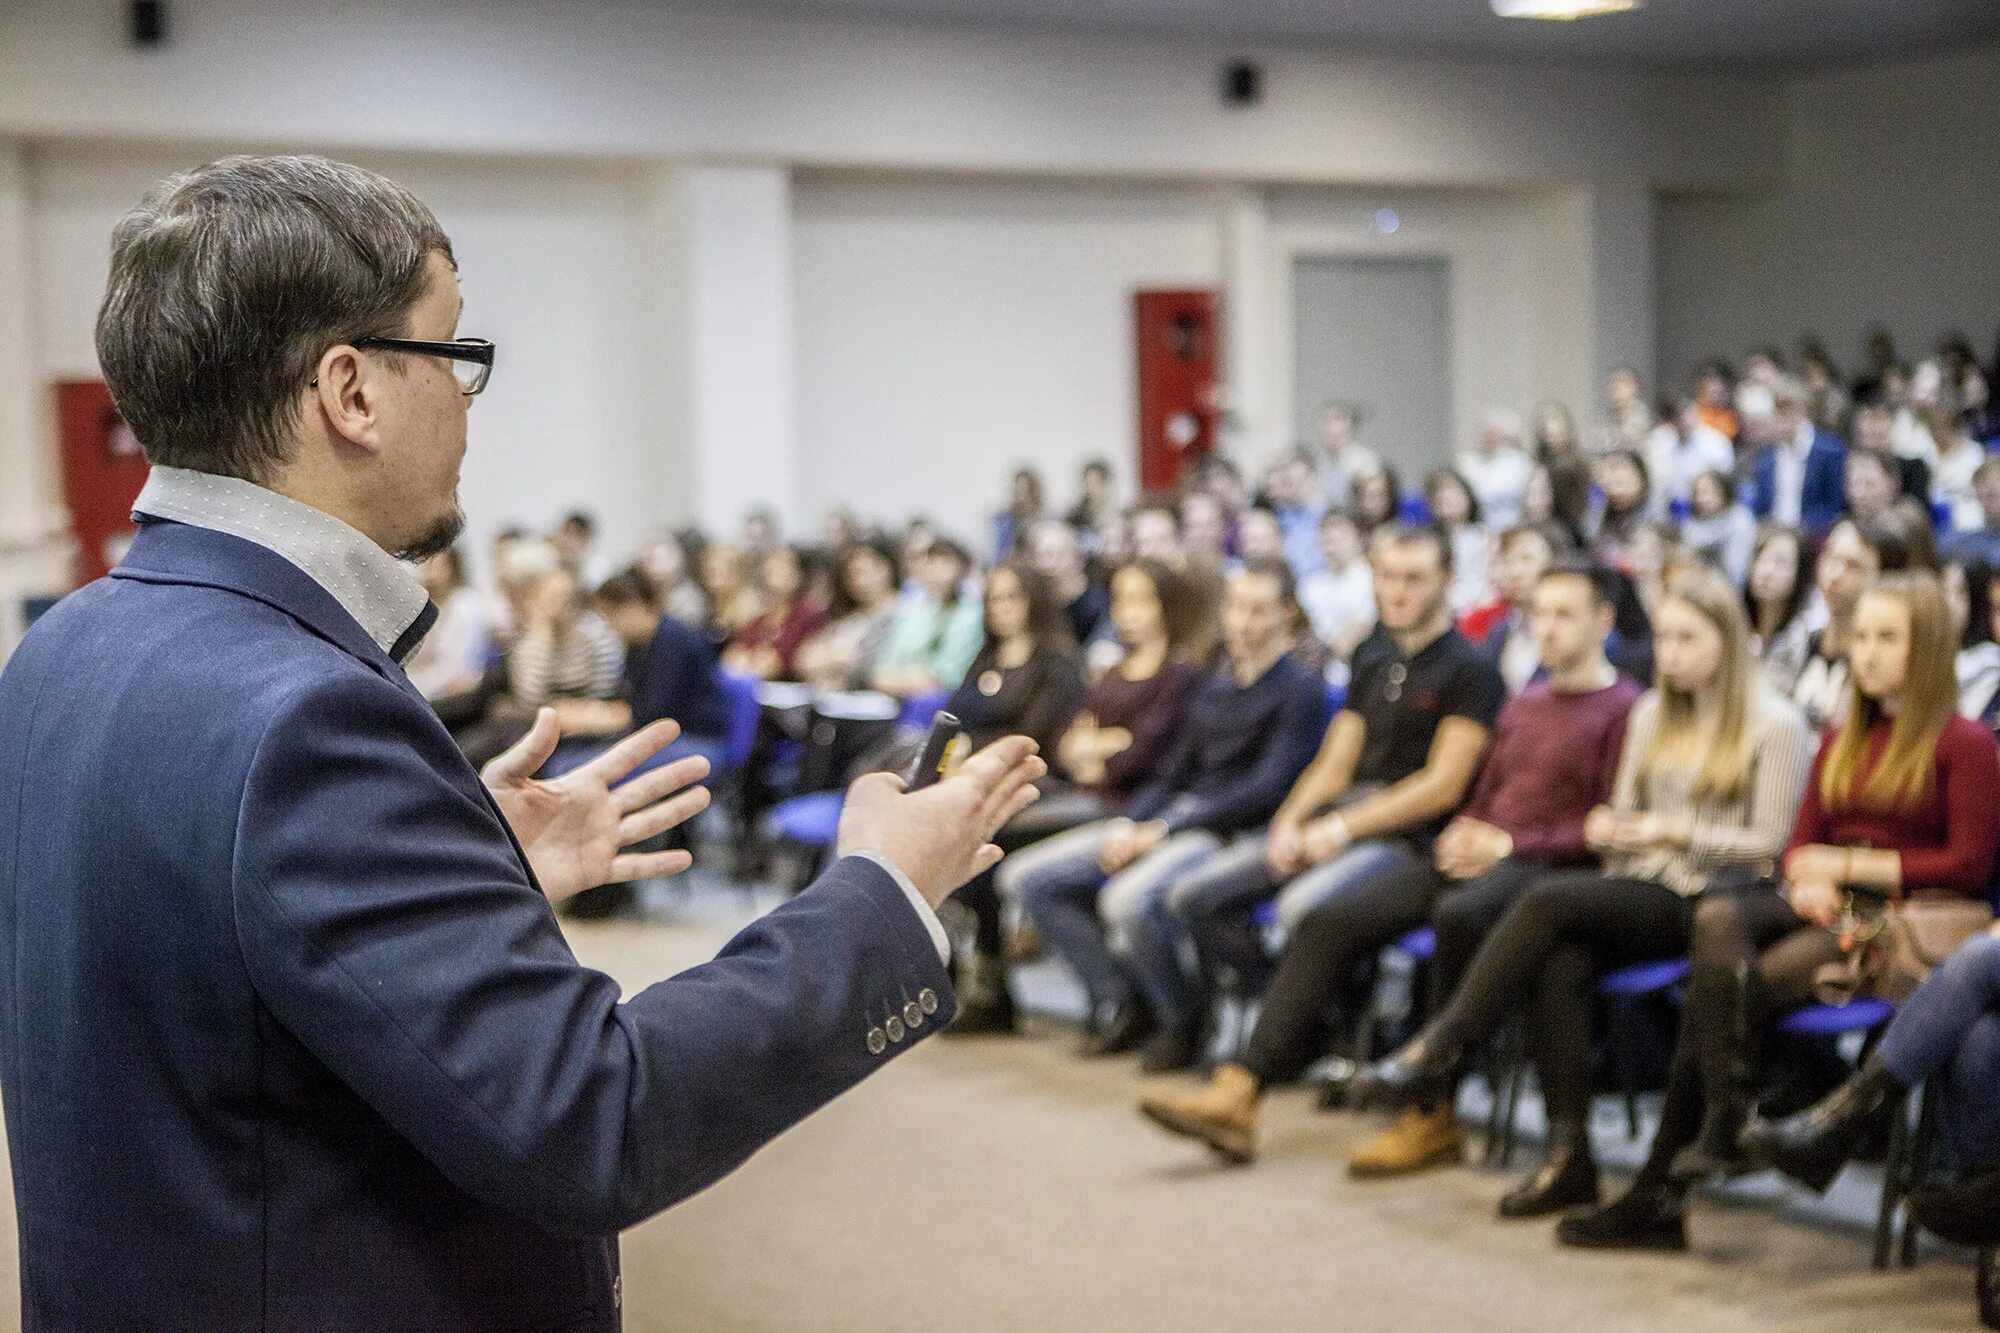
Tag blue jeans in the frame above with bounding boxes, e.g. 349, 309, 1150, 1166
1002, 820, 1222, 1021
1168, 832, 1424, 994
1878, 931, 2000, 1169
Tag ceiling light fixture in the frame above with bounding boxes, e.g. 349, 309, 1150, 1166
1492, 0, 1643, 19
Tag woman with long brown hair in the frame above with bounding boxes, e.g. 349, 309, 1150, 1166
1563, 572, 2000, 1251
1361, 568, 1813, 1220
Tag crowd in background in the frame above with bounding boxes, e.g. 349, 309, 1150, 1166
414, 324, 2000, 1329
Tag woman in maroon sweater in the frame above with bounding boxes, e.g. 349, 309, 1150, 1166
1564, 570, 2000, 1252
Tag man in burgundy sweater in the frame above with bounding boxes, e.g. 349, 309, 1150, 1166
1140, 561, 1640, 1173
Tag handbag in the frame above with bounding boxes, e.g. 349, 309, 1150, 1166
1814, 883, 1994, 1005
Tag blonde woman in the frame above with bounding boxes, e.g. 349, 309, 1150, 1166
1567, 572, 2000, 1251
1361, 568, 1812, 1223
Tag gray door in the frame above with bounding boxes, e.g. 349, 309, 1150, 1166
1293, 255, 1452, 479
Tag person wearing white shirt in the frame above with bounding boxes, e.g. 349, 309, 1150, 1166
1456, 407, 1534, 529
1646, 398, 1735, 518
1311, 401, 1382, 512
1298, 509, 1376, 665
1929, 397, 1987, 532
406, 550, 494, 700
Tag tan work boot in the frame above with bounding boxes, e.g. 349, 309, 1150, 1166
1138, 1063, 1260, 1164
1348, 1106, 1466, 1179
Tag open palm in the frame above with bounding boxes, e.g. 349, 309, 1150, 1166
482, 711, 712, 902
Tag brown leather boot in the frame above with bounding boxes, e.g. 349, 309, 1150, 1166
1138, 1063, 1260, 1164
1348, 1106, 1466, 1179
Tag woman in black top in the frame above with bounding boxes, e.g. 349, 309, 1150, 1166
944, 562, 1084, 755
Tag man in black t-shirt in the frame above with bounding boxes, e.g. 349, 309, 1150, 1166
1131, 524, 1504, 1072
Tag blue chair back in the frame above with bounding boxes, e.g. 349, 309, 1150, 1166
899, 690, 950, 730
717, 671, 763, 773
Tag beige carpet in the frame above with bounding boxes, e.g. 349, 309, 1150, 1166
0, 889, 1982, 1331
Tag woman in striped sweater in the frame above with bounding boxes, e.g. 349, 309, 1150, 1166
1360, 568, 1813, 1220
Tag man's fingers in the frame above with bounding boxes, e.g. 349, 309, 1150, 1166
952, 736, 1039, 793
611, 848, 695, 882
981, 779, 1042, 843
964, 843, 1004, 881
576, 718, 683, 785
611, 753, 712, 814
973, 753, 1047, 830
481, 708, 561, 788
618, 785, 712, 846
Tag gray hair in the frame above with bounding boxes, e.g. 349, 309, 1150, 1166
95, 154, 453, 482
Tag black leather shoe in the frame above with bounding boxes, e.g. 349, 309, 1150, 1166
1498, 1126, 1600, 1219
1739, 1058, 1903, 1194
1555, 1185, 1689, 1253
1080, 1000, 1155, 1057
1667, 1108, 1755, 1187
1139, 1018, 1206, 1074
1911, 1169, 2000, 1248
1352, 1030, 1462, 1112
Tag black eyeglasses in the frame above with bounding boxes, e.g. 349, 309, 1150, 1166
356, 336, 495, 395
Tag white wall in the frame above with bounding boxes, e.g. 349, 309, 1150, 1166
0, 0, 1781, 188
24, 142, 664, 580
792, 174, 1223, 545
1656, 46, 2000, 391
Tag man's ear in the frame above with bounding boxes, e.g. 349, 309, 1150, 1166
311, 345, 385, 455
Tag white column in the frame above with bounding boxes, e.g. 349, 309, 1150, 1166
1218, 185, 1282, 466
0, 139, 69, 658
642, 161, 800, 539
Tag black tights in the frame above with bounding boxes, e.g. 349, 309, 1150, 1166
1634, 890, 1839, 1193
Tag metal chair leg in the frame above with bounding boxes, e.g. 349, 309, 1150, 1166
1874, 1086, 1915, 1272
1901, 1083, 1941, 1269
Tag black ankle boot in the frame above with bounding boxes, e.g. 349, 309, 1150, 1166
1081, 999, 1155, 1057
1739, 1056, 1904, 1194
946, 955, 1017, 1036
1912, 1168, 2000, 1248
1669, 962, 1761, 1186
1352, 1025, 1463, 1112
1555, 1182, 1689, 1252
1139, 1015, 1206, 1074
1498, 1120, 1600, 1219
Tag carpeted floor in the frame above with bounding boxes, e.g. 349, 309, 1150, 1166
0, 875, 1983, 1330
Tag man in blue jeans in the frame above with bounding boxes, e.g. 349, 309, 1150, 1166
1155, 524, 1503, 1070
1002, 560, 1323, 1072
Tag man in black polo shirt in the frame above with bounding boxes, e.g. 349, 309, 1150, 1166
1138, 523, 1504, 1070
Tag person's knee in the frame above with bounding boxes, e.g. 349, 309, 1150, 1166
1688, 893, 1750, 958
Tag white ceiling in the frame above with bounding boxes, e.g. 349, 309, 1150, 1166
658, 0, 2000, 71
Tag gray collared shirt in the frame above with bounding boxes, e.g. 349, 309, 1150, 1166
131, 465, 430, 656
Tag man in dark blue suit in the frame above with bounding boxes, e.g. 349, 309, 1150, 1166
1746, 377, 1847, 537
0, 155, 1043, 1331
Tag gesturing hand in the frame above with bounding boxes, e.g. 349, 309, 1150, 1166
482, 710, 712, 903
836, 736, 1047, 908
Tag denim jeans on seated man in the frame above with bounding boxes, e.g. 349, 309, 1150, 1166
1000, 796, 1226, 1023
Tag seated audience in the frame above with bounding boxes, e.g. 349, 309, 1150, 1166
1588, 449, 1650, 569
999, 561, 1322, 1065
1423, 467, 1490, 615
405, 544, 492, 702
1140, 562, 1637, 1172
1647, 396, 1736, 518
1944, 458, 2000, 570
992, 465, 1045, 560
1064, 456, 1119, 548
1563, 572, 2000, 1250
1178, 490, 1232, 568
699, 541, 761, 646
1152, 526, 1503, 1072
1945, 558, 2000, 720
1312, 401, 1381, 512
796, 538, 902, 694
1350, 461, 1402, 542
583, 569, 731, 767
1604, 367, 1655, 449
1129, 503, 1186, 569
1795, 516, 1915, 731
950, 561, 1202, 1034
638, 531, 711, 627
1361, 569, 1812, 1219
1461, 523, 1564, 693
1456, 408, 1532, 529
1930, 392, 1987, 532
1028, 519, 1110, 645
1843, 445, 1905, 527
1748, 378, 1846, 536
551, 508, 613, 589
724, 544, 829, 682
872, 537, 985, 698
1298, 510, 1376, 669
1743, 524, 1814, 695
1681, 468, 1757, 585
